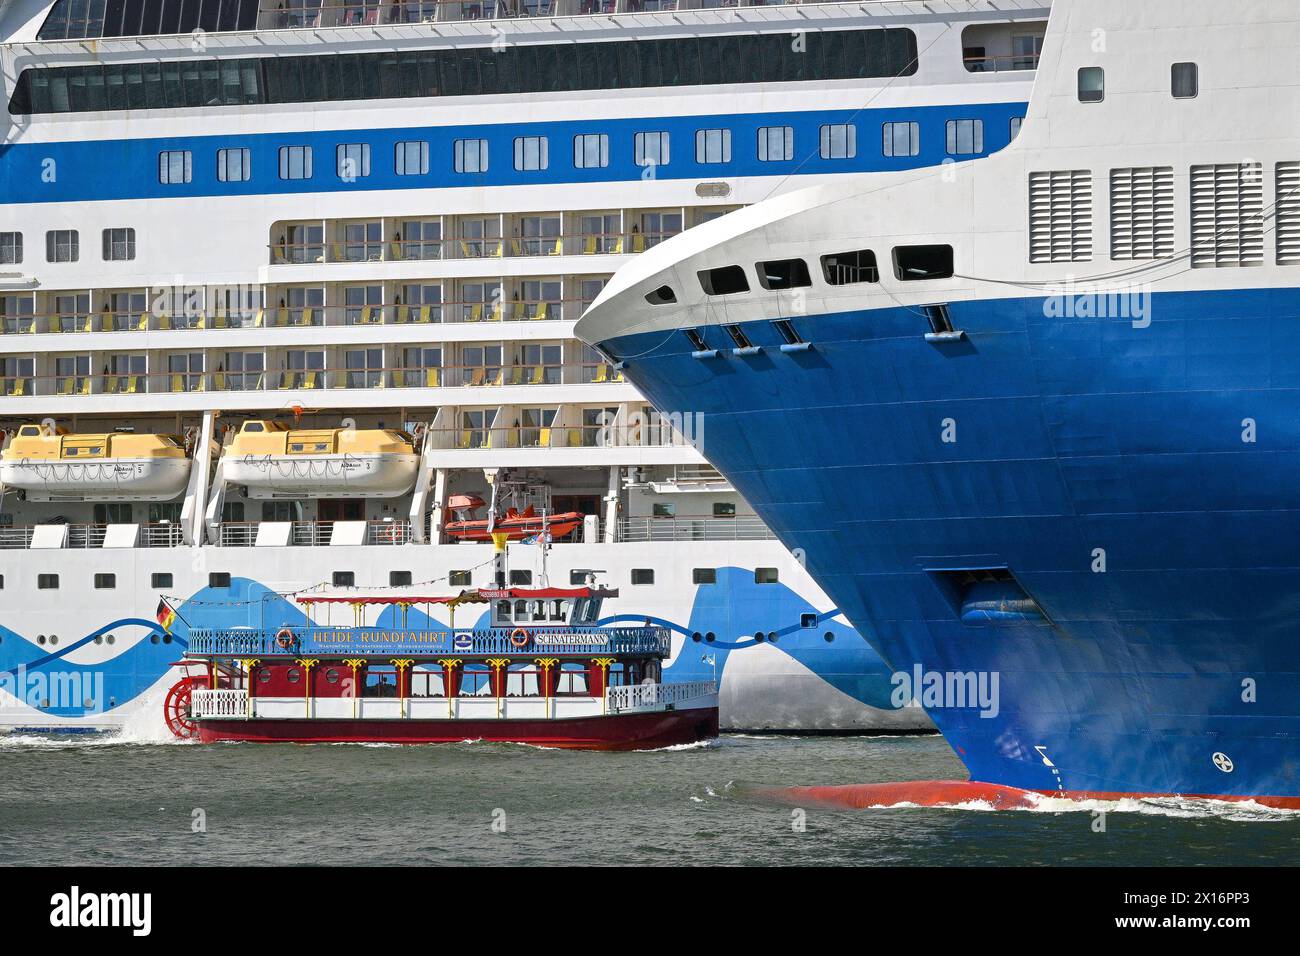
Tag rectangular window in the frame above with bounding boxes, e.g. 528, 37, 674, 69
38, 573, 59, 590
882, 121, 918, 157
454, 138, 489, 173
390, 570, 412, 586
45, 229, 78, 262
513, 136, 549, 171
1172, 62, 1198, 99
631, 568, 655, 585
695, 128, 731, 164
693, 568, 717, 585
757, 126, 794, 162
94, 573, 116, 589
713, 502, 736, 517
1010, 117, 1024, 141
209, 572, 232, 588
102, 227, 135, 261
158, 149, 192, 184
757, 258, 811, 290
510, 569, 533, 585
449, 570, 471, 586
1078, 66, 1105, 103
946, 119, 984, 156
0, 232, 22, 264
395, 140, 429, 176
635, 131, 670, 167
822, 249, 879, 285
152, 572, 173, 588
336, 143, 370, 180
332, 571, 355, 587
573, 133, 609, 169
217, 147, 251, 182
894, 244, 955, 281
278, 145, 313, 180
820, 124, 857, 159
754, 568, 779, 584
800, 613, 818, 628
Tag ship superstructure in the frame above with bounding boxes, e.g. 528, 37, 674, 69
0, 0, 1045, 734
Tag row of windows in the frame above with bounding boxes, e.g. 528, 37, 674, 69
1077, 61, 1199, 104
0, 229, 137, 264
9, 29, 920, 115
146, 119, 998, 188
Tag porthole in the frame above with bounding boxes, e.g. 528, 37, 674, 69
325, 669, 340, 683
754, 631, 765, 642
287, 668, 301, 683
37, 635, 46, 645
824, 631, 835, 643
83, 698, 94, 708
162, 634, 172, 644
705, 631, 716, 643
150, 634, 160, 645
257, 669, 271, 683
106, 634, 115, 645
94, 635, 103, 645
767, 632, 778, 643
49, 635, 58, 646
691, 632, 702, 643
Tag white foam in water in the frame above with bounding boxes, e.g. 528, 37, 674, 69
851, 791, 1300, 823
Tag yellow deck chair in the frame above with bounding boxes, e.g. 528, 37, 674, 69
538, 427, 551, 447
302, 371, 318, 389
135, 314, 148, 332
631, 233, 646, 254
273, 245, 288, 264
252, 308, 265, 328
11, 379, 24, 396
506, 366, 521, 386
533, 302, 549, 322
490, 239, 503, 257
330, 243, 344, 261
195, 314, 207, 330
612, 368, 625, 382
425, 368, 440, 387
170, 373, 185, 392
390, 240, 404, 260
489, 368, 504, 386
298, 308, 314, 327
213, 314, 228, 329
509, 238, 522, 257
594, 364, 608, 383
79, 377, 90, 395
394, 305, 408, 324
468, 367, 486, 387
105, 377, 119, 395
567, 428, 581, 447
359, 306, 373, 325
459, 240, 474, 258
459, 430, 472, 449
279, 372, 294, 389
214, 371, 226, 390
275, 308, 288, 327
583, 235, 598, 255
467, 303, 483, 323
489, 305, 503, 322
125, 376, 139, 394
57, 378, 73, 395
158, 315, 172, 331
528, 366, 544, 385
417, 305, 433, 324
612, 236, 624, 254
549, 237, 563, 256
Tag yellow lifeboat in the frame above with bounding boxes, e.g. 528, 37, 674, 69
222, 420, 419, 499
0, 423, 191, 501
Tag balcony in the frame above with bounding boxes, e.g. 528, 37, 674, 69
269, 228, 678, 266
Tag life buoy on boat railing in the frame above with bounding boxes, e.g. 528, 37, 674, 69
510, 628, 530, 649
275, 628, 295, 651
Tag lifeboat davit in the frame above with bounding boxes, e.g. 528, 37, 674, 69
0, 423, 191, 501
444, 496, 583, 542
222, 420, 419, 499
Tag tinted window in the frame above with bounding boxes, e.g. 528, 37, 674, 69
894, 245, 954, 281
757, 258, 811, 290
698, 265, 749, 296
822, 249, 879, 285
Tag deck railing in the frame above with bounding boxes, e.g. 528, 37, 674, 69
616, 515, 776, 542
190, 688, 248, 719
269, 229, 679, 265
606, 680, 717, 713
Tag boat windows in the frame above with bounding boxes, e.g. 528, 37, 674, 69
754, 568, 779, 584
635, 131, 670, 168
333, 571, 356, 587
1078, 67, 1105, 103
695, 129, 732, 165
510, 570, 533, 585
514, 136, 549, 171
395, 140, 430, 176
152, 573, 173, 589
209, 572, 231, 588
946, 119, 984, 156
1172, 62, 1198, 99
800, 613, 817, 628
217, 147, 251, 183
46, 229, 79, 263
693, 568, 717, 585
882, 121, 918, 158
1010, 116, 1024, 141
158, 150, 192, 184
410, 667, 446, 698
278, 145, 313, 180
758, 126, 794, 162
574, 134, 610, 169
287, 668, 301, 684
325, 669, 340, 684
93, 573, 116, 590
632, 569, 654, 585
102, 228, 135, 261
257, 668, 271, 684
94, 503, 132, 523
390, 571, 412, 587
645, 285, 677, 306
454, 139, 489, 174
698, 265, 749, 296
820, 124, 857, 160
556, 664, 589, 696
713, 502, 736, 517
772, 319, 805, 345
724, 325, 754, 349
38, 574, 58, 590
894, 245, 955, 281
449, 570, 472, 586
822, 249, 880, 285
0, 232, 20, 265
757, 258, 812, 290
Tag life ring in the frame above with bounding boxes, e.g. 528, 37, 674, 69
275, 628, 294, 650
383, 523, 401, 543
510, 627, 530, 649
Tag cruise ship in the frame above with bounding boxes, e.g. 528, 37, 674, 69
580, 0, 1300, 802
0, 0, 1047, 735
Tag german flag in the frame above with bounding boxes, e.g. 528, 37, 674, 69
156, 598, 177, 635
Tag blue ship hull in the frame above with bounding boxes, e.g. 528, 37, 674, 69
598, 286, 1300, 803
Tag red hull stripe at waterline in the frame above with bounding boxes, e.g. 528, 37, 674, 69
757, 780, 1300, 811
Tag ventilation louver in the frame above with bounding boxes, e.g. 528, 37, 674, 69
1029, 170, 1093, 263
1277, 162, 1300, 266
1110, 167, 1175, 260
1190, 162, 1264, 268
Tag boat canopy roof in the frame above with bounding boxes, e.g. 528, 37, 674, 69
297, 586, 617, 606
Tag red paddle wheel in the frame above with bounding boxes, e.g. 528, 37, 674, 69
163, 677, 198, 739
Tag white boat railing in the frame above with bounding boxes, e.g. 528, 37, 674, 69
190, 688, 248, 719
606, 680, 716, 713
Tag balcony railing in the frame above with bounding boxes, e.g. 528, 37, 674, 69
217, 519, 414, 547
0, 522, 186, 549
428, 419, 689, 452
616, 515, 776, 542
607, 679, 717, 713
255, 0, 692, 32
0, 298, 605, 337
963, 53, 1042, 73
1, 362, 625, 398
269, 229, 678, 265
